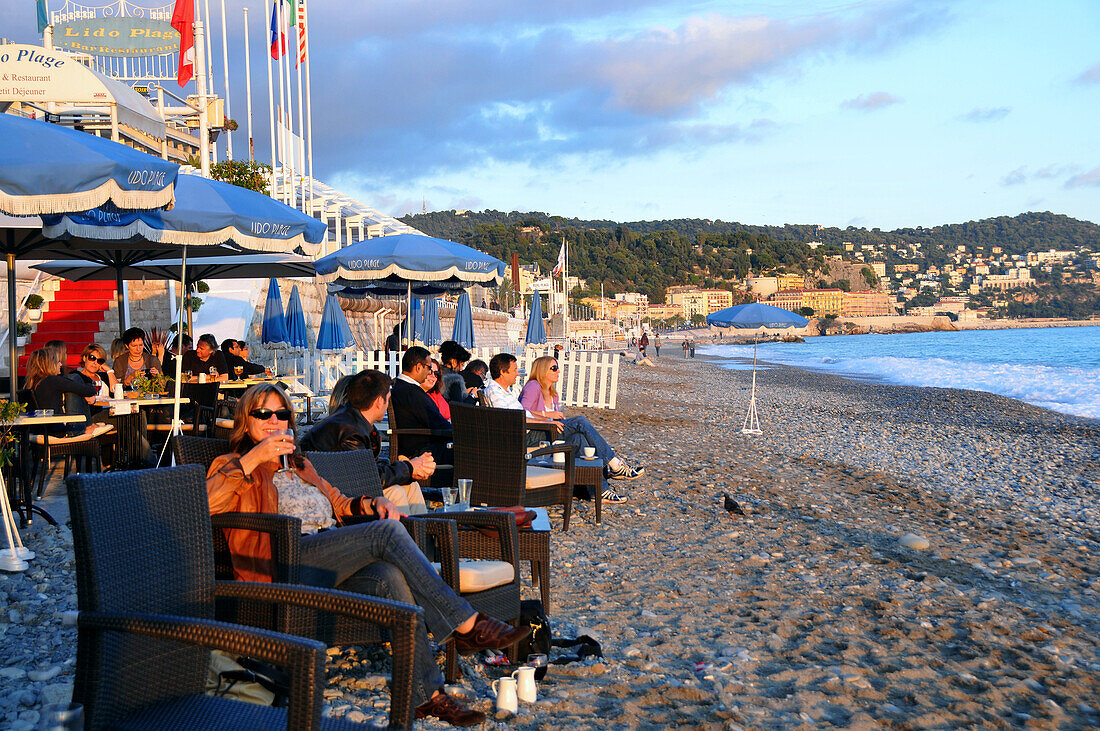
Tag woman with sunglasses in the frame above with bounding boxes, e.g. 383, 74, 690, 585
206, 383, 529, 726
66, 344, 118, 414
520, 355, 644, 502
420, 358, 451, 421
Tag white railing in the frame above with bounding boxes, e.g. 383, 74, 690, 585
282, 347, 620, 410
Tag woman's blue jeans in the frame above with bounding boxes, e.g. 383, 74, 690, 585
559, 415, 616, 463
299, 519, 474, 708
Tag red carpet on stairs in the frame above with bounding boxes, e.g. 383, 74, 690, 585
19, 280, 115, 376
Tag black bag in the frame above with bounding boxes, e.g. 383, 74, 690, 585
516, 600, 551, 680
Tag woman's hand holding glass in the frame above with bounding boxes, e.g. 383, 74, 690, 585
250, 431, 295, 467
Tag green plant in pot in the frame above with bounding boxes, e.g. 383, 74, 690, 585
131, 371, 169, 397
15, 321, 32, 346
0, 399, 27, 472
24, 293, 43, 322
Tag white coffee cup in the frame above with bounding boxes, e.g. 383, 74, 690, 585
511, 665, 537, 703
198, 373, 207, 384
583, 447, 596, 459
112, 383, 124, 400
553, 451, 565, 464
491, 677, 518, 714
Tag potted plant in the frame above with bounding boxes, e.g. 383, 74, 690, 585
0, 399, 26, 472
131, 371, 169, 398
15, 321, 32, 348
24, 294, 43, 322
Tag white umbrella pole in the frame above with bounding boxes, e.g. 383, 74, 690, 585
0, 473, 31, 571
161, 245, 189, 466
742, 337, 762, 435
7, 253, 18, 401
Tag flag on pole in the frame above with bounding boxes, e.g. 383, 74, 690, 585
295, 0, 307, 67
36, 0, 49, 34
551, 242, 566, 275
170, 0, 194, 87
269, 0, 288, 59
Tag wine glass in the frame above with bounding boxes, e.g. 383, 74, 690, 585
526, 653, 548, 681
276, 428, 295, 472
234, 365, 244, 379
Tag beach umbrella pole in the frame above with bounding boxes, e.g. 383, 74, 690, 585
116, 267, 126, 335
741, 337, 762, 435
162, 245, 188, 466
7, 254, 17, 401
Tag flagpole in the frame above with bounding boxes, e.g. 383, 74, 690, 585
301, 0, 315, 223
279, 0, 295, 207
294, 5, 306, 212
219, 0, 232, 160
275, 0, 288, 203
202, 0, 216, 162
243, 7, 254, 161
195, 18, 210, 177
265, 1, 276, 194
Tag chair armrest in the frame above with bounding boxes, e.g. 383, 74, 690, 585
527, 445, 575, 488
528, 443, 573, 460
210, 512, 301, 584
388, 426, 452, 438
403, 516, 460, 589
64, 610, 325, 729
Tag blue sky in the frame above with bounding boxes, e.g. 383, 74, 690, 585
5, 0, 1098, 228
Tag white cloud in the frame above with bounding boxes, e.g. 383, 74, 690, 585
1065, 166, 1100, 188
841, 92, 902, 111
961, 106, 1010, 122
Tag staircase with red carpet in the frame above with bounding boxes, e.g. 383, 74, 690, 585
19, 280, 116, 375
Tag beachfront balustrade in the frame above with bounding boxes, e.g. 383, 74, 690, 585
283, 347, 621, 410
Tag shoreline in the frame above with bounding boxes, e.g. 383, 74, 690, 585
2, 358, 1097, 728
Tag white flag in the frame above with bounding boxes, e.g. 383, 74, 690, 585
551, 242, 566, 275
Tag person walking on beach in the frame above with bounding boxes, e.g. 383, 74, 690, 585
682, 338, 689, 358
689, 338, 696, 358
639, 331, 649, 359
653, 332, 661, 357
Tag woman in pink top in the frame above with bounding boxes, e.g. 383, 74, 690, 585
422, 358, 451, 421
519, 355, 644, 500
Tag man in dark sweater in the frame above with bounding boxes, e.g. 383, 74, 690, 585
300, 369, 435, 491
221, 338, 267, 380
389, 346, 452, 467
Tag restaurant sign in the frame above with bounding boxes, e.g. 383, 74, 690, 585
0, 45, 110, 103
53, 17, 179, 58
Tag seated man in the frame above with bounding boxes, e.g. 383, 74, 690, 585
181, 334, 230, 382
481, 353, 561, 446
222, 338, 267, 380
301, 369, 434, 513
389, 347, 453, 479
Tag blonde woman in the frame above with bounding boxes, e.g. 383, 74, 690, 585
519, 355, 644, 502
25, 348, 98, 436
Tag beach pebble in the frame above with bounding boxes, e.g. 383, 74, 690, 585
899, 533, 931, 550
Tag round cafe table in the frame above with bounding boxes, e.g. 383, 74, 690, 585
94, 396, 191, 469
11, 413, 85, 526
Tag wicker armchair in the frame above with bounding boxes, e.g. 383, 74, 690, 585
65, 465, 420, 730
450, 402, 575, 531
386, 403, 453, 489
305, 449, 524, 682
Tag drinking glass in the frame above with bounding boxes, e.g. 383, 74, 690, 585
440, 487, 455, 510
277, 428, 295, 472
234, 365, 244, 378
457, 479, 473, 505
526, 653, 549, 681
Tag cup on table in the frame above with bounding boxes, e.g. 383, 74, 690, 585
457, 479, 472, 505
491, 677, 518, 714
511, 665, 537, 703
553, 450, 566, 464
583, 447, 596, 459
113, 383, 125, 400
440, 487, 455, 509
198, 373, 207, 384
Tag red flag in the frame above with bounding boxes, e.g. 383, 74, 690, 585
171, 0, 194, 87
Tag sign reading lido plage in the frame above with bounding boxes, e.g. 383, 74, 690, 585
53, 17, 179, 58
0, 45, 112, 103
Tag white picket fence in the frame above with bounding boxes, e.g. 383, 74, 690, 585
281, 347, 620, 410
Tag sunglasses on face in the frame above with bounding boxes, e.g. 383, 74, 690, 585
248, 408, 292, 421
86, 356, 106, 364
550, 365, 559, 371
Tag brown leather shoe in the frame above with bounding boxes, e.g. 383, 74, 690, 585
414, 691, 486, 727
451, 613, 532, 655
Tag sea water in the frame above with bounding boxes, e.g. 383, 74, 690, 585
700, 325, 1100, 420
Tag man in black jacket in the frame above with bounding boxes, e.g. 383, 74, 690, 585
221, 338, 267, 380
389, 346, 452, 467
300, 369, 435, 489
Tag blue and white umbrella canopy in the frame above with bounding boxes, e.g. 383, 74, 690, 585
525, 293, 547, 345
0, 114, 178, 215
317, 294, 355, 352
261, 278, 290, 348
451, 292, 475, 348
41, 173, 326, 256
706, 302, 809, 329
284, 284, 309, 352
421, 297, 442, 347
314, 233, 506, 288
406, 297, 423, 344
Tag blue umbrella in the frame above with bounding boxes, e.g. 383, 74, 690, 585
0, 114, 178, 216
421, 297, 442, 347
451, 292, 475, 348
41, 173, 326, 256
705, 302, 809, 435
284, 284, 309, 352
706, 302, 810, 329
525, 293, 547, 345
314, 232, 506, 288
317, 294, 356, 352
406, 297, 423, 344
261, 278, 290, 348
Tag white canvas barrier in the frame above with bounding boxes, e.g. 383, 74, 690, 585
287, 346, 619, 410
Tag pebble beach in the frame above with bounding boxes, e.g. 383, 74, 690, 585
3, 353, 1099, 729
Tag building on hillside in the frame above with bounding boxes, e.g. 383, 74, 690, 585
504, 264, 540, 295
646, 304, 683, 321
776, 273, 806, 291
840, 292, 892, 317
667, 288, 734, 318
769, 288, 844, 316
979, 268, 1032, 291
1028, 250, 1074, 265
870, 262, 887, 278
745, 276, 779, 299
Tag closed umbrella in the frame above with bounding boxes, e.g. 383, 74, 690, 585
284, 284, 309, 354
706, 303, 809, 434
261, 278, 290, 373
421, 297, 442, 347
316, 294, 355, 352
406, 297, 423, 345
451, 292, 475, 348
525, 293, 547, 345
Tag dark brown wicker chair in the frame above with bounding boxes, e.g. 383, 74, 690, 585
386, 403, 453, 489
18, 388, 111, 496
65, 464, 420, 730
450, 402, 575, 531
305, 449, 524, 682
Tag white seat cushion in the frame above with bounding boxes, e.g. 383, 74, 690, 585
215, 417, 234, 430
430, 559, 515, 593
147, 422, 196, 432
526, 464, 565, 489
31, 422, 115, 445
